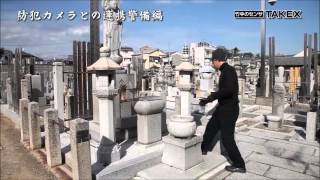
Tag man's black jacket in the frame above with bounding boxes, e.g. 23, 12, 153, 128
204, 62, 239, 106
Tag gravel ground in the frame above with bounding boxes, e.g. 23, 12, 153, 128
0, 114, 56, 180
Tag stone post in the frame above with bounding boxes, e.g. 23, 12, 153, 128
163, 61, 203, 170
151, 77, 156, 91
64, 89, 74, 127
306, 112, 317, 142
53, 62, 64, 121
141, 79, 146, 91
271, 84, 285, 123
272, 67, 286, 120
44, 108, 62, 167
277, 66, 285, 85
70, 118, 92, 180
25, 74, 32, 99
13, 48, 22, 113
265, 70, 270, 97
92, 74, 99, 124
7, 78, 13, 109
21, 79, 28, 99
270, 67, 286, 129
19, 98, 29, 142
28, 102, 41, 150
134, 96, 165, 145
239, 78, 245, 118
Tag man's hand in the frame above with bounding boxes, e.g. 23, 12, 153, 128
199, 98, 209, 106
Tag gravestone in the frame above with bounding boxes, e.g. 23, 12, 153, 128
31, 75, 43, 102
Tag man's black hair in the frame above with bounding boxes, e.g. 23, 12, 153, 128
212, 48, 229, 61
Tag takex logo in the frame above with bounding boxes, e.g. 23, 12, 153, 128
265, 10, 302, 19
234, 10, 302, 19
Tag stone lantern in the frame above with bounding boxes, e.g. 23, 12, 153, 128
87, 46, 121, 164
162, 61, 203, 170
199, 59, 214, 98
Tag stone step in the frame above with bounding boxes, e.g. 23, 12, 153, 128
96, 149, 163, 179
137, 151, 227, 180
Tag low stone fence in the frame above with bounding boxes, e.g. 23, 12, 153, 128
18, 98, 92, 180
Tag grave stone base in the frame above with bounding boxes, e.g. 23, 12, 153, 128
161, 135, 203, 170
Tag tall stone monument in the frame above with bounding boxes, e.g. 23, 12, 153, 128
87, 0, 123, 164
268, 66, 286, 129
53, 62, 64, 121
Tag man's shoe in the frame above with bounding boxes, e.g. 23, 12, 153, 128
225, 165, 246, 173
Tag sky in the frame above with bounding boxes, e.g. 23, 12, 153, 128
0, 0, 319, 59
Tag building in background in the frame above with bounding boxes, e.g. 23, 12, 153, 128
140, 46, 166, 70
120, 46, 134, 67
189, 42, 216, 67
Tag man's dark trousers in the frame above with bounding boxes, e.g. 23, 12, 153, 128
201, 103, 245, 168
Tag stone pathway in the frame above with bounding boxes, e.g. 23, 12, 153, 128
0, 114, 57, 180
212, 130, 320, 180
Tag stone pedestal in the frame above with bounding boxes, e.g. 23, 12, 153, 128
162, 135, 203, 170
137, 113, 162, 143
134, 96, 165, 145
95, 89, 121, 164
95, 89, 118, 141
